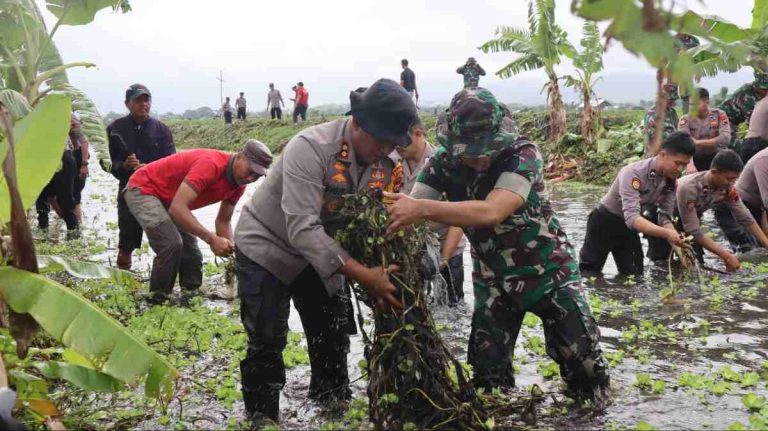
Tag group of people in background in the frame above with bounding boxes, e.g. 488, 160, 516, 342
220, 82, 309, 125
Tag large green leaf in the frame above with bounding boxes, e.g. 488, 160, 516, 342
45, 0, 131, 26
0, 93, 70, 224
754, 0, 768, 30
50, 84, 109, 160
0, 266, 178, 400
34, 360, 123, 392
37, 255, 136, 285
0, 88, 31, 122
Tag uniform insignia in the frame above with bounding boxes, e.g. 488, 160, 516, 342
709, 118, 719, 128
687, 200, 697, 211
631, 177, 642, 190
331, 162, 348, 184
339, 142, 350, 160
680, 117, 688, 126
719, 111, 729, 125
386, 162, 404, 194
728, 187, 739, 202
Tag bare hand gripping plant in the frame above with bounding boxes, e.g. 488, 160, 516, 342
335, 190, 487, 430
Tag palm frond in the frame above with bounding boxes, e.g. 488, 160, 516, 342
496, 55, 546, 78
50, 83, 108, 160
691, 42, 749, 78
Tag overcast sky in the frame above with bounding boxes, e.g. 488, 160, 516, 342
46, 0, 757, 114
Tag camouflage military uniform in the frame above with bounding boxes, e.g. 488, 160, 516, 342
675, 33, 700, 114
643, 106, 679, 157
412, 88, 609, 396
719, 72, 768, 150
456, 59, 486, 89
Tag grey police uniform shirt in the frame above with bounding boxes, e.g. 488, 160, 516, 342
234, 118, 397, 295
677, 171, 756, 241
389, 143, 467, 258
736, 147, 768, 210
678, 108, 731, 154
747, 97, 768, 140
600, 156, 676, 229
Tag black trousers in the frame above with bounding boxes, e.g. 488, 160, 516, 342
73, 148, 86, 205
293, 104, 307, 123
693, 151, 717, 172
117, 186, 143, 252
643, 205, 673, 261
741, 137, 768, 163
224, 111, 232, 124
715, 200, 764, 253
36, 150, 78, 230
237, 108, 246, 120
440, 254, 464, 305
237, 248, 355, 420
270, 107, 282, 120
579, 206, 644, 275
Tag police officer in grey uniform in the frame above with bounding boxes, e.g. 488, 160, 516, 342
233, 79, 417, 422
677, 150, 768, 270
580, 132, 695, 275
678, 88, 731, 171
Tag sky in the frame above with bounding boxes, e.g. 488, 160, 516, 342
45, 0, 758, 114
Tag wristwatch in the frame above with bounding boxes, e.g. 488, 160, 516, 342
81, 161, 89, 167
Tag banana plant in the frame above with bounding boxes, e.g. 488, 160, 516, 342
480, 0, 575, 143
563, 20, 604, 146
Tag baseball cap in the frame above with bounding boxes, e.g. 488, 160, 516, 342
439, 87, 517, 159
243, 139, 273, 176
125, 83, 151, 101
348, 78, 419, 148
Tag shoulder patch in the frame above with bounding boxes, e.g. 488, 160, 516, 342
680, 117, 688, 126
728, 186, 740, 202
631, 177, 642, 191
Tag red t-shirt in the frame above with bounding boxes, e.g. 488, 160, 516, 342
128, 149, 245, 210
296, 87, 309, 105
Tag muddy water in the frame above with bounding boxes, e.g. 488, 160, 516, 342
63, 163, 768, 430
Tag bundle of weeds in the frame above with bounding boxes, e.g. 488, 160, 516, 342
335, 190, 487, 430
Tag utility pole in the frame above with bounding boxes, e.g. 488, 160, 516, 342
217, 70, 224, 106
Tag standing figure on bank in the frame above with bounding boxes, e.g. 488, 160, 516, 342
580, 132, 694, 275
385, 88, 610, 399
293, 82, 309, 124
719, 70, 768, 152
236, 92, 247, 120
678, 87, 731, 171
643, 84, 680, 156
400, 59, 418, 103
391, 119, 467, 307
107, 84, 176, 270
266, 83, 284, 120
124, 140, 272, 303
234, 79, 416, 423
71, 113, 90, 223
222, 97, 233, 124
676, 150, 768, 270
456, 57, 486, 89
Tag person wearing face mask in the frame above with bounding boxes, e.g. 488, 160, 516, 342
108, 84, 176, 271
676, 150, 768, 271
383, 88, 610, 400
233, 78, 415, 423
123, 140, 273, 304
579, 131, 694, 276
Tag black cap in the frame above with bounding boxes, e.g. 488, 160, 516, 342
125, 83, 151, 101
348, 78, 418, 148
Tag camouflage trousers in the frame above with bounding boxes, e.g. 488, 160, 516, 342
467, 256, 610, 398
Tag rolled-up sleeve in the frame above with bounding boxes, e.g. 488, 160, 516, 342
715, 111, 731, 150
281, 137, 350, 279
676, 185, 702, 240
618, 167, 643, 229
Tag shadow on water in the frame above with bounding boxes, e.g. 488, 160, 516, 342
41, 165, 768, 429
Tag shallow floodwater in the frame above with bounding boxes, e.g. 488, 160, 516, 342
51, 161, 768, 430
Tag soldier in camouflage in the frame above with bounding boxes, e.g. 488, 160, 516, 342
675, 33, 700, 114
643, 83, 680, 157
456, 57, 486, 89
719, 70, 768, 150
384, 88, 610, 398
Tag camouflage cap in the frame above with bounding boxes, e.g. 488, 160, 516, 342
754, 70, 768, 90
662, 83, 680, 101
438, 87, 517, 158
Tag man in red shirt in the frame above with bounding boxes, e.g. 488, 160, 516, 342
293, 81, 309, 124
124, 140, 273, 303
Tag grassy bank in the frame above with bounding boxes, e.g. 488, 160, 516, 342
167, 109, 645, 186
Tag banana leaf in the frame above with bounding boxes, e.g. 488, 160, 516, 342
45, 0, 131, 26
0, 266, 178, 400
37, 255, 136, 285
34, 361, 123, 393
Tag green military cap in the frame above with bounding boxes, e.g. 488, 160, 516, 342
663, 83, 680, 101
438, 87, 517, 159
753, 69, 768, 90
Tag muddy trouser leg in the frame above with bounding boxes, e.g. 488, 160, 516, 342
275, 107, 282, 120
579, 209, 612, 274
291, 266, 353, 401
72, 148, 86, 206
532, 284, 609, 398
50, 150, 79, 230
643, 205, 672, 261
714, 203, 758, 253
117, 186, 144, 253
468, 255, 519, 390
610, 227, 644, 276
177, 228, 203, 290
124, 188, 183, 295
36, 179, 56, 229
441, 254, 465, 305
236, 248, 290, 421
